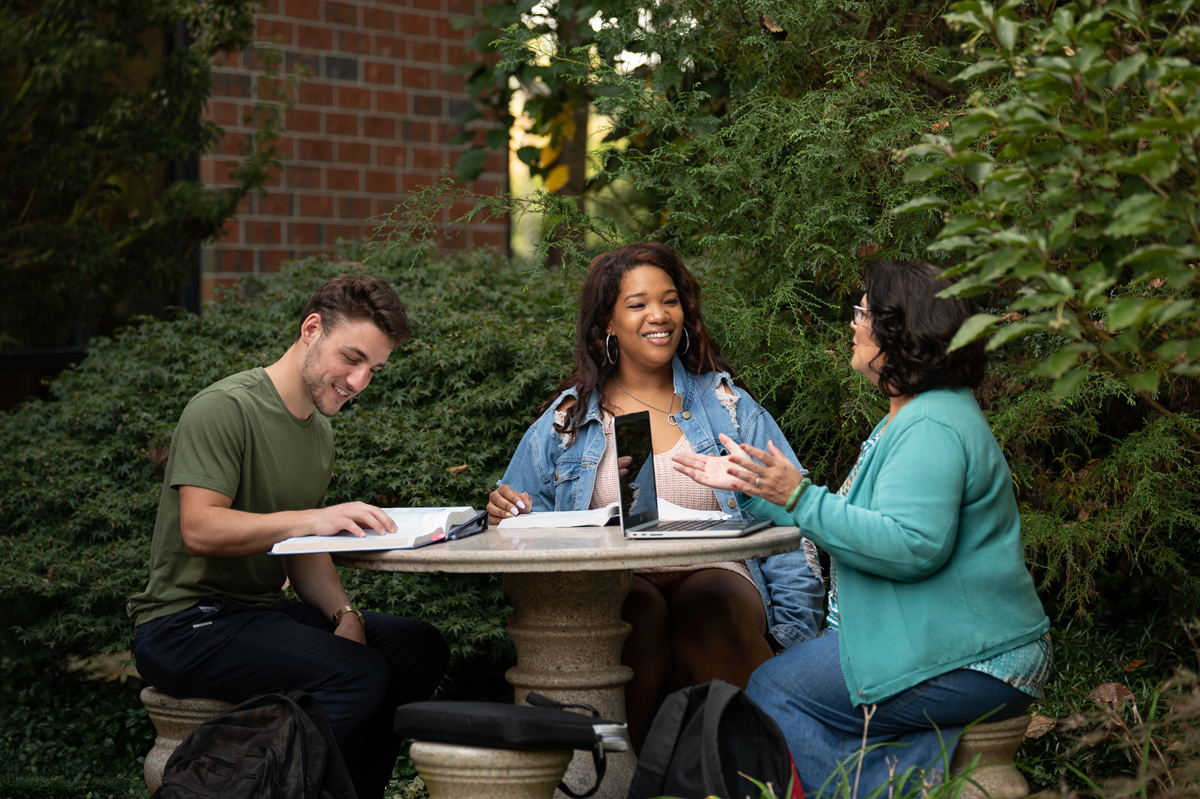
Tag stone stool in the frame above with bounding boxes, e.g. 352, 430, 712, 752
949, 715, 1031, 799
409, 740, 574, 799
140, 686, 234, 792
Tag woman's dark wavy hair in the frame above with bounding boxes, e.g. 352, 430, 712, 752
540, 242, 736, 435
864, 259, 987, 397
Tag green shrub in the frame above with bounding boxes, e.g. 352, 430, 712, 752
0, 657, 152, 794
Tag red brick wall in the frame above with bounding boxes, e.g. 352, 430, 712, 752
200, 0, 508, 296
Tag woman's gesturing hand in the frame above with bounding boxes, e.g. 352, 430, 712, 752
672, 433, 804, 507
487, 484, 531, 526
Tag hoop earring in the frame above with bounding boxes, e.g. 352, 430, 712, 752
679, 328, 691, 356
605, 333, 618, 365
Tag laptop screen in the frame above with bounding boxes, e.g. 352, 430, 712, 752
613, 411, 659, 528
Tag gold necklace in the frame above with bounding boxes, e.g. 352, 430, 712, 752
614, 378, 680, 426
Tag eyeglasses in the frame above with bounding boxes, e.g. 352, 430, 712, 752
852, 305, 871, 326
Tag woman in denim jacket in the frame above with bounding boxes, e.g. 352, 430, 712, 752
487, 242, 824, 734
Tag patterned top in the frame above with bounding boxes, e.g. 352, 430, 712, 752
825, 428, 1051, 698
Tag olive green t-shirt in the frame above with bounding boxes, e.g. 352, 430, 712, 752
127, 368, 334, 626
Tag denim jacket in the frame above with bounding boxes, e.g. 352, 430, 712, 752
499, 356, 825, 648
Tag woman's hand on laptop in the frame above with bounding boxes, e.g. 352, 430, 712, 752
487, 484, 532, 526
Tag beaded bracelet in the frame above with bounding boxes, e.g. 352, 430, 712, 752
784, 478, 812, 513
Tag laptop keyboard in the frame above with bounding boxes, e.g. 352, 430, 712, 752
647, 519, 733, 531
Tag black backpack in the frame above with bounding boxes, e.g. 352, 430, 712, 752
627, 680, 803, 799
155, 691, 356, 799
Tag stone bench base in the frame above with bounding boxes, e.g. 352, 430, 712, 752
409, 741, 574, 799
140, 686, 234, 793
949, 715, 1031, 799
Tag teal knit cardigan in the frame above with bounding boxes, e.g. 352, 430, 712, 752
744, 386, 1049, 706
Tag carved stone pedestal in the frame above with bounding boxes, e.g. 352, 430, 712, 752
140, 686, 233, 792
504, 570, 634, 799
950, 715, 1031, 799
410, 741, 573, 799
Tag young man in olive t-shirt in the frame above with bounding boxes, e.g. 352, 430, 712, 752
128, 274, 450, 799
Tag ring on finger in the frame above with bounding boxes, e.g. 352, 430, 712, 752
754, 474, 761, 488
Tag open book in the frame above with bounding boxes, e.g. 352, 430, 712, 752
270, 507, 486, 555
497, 502, 620, 530
495, 498, 730, 530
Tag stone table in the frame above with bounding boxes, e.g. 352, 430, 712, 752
334, 524, 801, 799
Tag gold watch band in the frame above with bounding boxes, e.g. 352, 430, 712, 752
332, 605, 366, 630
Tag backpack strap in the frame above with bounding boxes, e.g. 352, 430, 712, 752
525, 692, 607, 798
626, 684, 694, 799
700, 680, 742, 796
289, 692, 358, 799
526, 692, 601, 717
556, 746, 606, 799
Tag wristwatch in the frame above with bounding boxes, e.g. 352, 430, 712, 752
332, 605, 366, 631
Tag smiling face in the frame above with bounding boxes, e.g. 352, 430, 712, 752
606, 265, 684, 374
850, 294, 883, 385
299, 315, 392, 415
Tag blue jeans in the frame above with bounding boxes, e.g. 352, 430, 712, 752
747, 631, 1033, 797
134, 597, 450, 799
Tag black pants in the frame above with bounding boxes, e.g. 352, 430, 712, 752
134, 597, 450, 799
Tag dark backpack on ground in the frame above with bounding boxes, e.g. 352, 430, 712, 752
627, 679, 804, 799
155, 691, 356, 799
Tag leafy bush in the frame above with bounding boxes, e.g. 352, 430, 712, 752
0, 657, 152, 795
896, 0, 1200, 406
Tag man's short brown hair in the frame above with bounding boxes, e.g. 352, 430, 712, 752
297, 273, 410, 346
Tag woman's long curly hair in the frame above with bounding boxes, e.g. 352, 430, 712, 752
540, 242, 735, 435
864, 259, 987, 398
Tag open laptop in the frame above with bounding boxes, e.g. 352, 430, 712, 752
613, 411, 774, 539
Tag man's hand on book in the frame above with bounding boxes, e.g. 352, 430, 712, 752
488, 485, 531, 527
309, 502, 397, 538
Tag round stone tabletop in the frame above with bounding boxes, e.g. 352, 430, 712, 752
333, 524, 801, 573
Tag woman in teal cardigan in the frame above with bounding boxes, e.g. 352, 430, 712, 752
674, 259, 1050, 794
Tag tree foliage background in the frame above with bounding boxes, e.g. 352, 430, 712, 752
0, 0, 280, 349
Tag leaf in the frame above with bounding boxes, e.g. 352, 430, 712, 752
891, 196, 949, 214
903, 162, 948, 183
1053, 368, 1088, 397
544, 164, 571, 193
947, 313, 1000, 351
945, 150, 995, 165
1156, 299, 1193, 325
986, 322, 1039, 350
1025, 715, 1057, 739
927, 235, 978, 252
516, 146, 540, 167
455, 148, 488, 182
955, 60, 1008, 81
1118, 244, 1185, 266
1109, 53, 1147, 90
485, 127, 509, 150
1033, 349, 1081, 378
1127, 371, 1160, 393
995, 16, 1019, 49
1104, 193, 1168, 238
1108, 297, 1157, 329
445, 464, 469, 474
